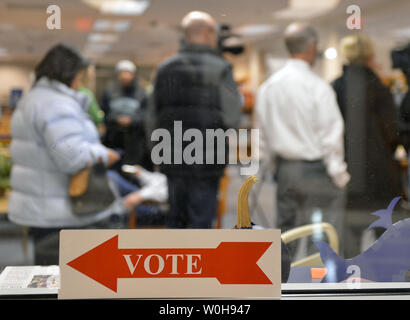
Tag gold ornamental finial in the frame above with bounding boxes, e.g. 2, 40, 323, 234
235, 176, 258, 229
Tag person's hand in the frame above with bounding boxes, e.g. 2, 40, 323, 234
133, 165, 142, 179
106, 148, 120, 167
333, 171, 351, 190
117, 115, 132, 127
124, 192, 143, 211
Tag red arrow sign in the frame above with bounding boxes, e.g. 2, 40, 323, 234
67, 235, 273, 292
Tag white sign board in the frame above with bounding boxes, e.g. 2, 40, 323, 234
58, 229, 281, 299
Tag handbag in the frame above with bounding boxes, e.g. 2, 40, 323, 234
68, 162, 116, 216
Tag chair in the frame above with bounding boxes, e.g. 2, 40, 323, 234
281, 222, 339, 267
128, 201, 167, 229
128, 171, 230, 229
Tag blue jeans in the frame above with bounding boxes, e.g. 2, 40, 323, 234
107, 170, 140, 196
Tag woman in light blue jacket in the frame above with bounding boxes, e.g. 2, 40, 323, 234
9, 44, 121, 264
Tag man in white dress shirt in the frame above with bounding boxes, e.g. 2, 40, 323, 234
254, 23, 350, 258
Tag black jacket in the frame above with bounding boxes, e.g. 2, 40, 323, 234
149, 43, 242, 178
332, 64, 403, 209
101, 78, 152, 169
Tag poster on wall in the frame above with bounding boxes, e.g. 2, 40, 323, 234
9, 88, 23, 108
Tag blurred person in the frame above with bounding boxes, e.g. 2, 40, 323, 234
394, 44, 410, 148
79, 64, 105, 130
107, 166, 168, 226
9, 44, 121, 265
149, 11, 242, 228
254, 23, 350, 259
100, 59, 152, 171
332, 33, 403, 256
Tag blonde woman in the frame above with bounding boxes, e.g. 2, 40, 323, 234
332, 34, 403, 256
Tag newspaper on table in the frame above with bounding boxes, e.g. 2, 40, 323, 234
0, 266, 59, 295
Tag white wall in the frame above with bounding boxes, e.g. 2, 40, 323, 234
0, 64, 34, 106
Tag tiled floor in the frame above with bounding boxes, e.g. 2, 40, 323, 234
0, 216, 34, 270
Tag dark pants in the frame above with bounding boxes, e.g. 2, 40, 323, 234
166, 176, 220, 228
276, 158, 346, 259
28, 217, 124, 266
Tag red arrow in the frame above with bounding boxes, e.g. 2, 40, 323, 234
67, 235, 273, 292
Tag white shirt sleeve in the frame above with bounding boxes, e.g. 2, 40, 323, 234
137, 166, 168, 203
253, 85, 271, 163
315, 82, 350, 189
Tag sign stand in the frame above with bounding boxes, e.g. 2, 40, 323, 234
236, 176, 258, 229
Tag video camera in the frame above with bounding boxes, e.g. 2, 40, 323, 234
391, 43, 410, 79
218, 24, 245, 56
179, 23, 245, 56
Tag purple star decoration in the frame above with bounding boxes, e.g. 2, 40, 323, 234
315, 196, 410, 283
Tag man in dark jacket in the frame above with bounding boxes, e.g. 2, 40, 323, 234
101, 60, 152, 171
149, 11, 242, 228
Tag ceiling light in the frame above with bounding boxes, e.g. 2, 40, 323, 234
324, 47, 338, 59
93, 20, 110, 31
274, 0, 340, 19
93, 19, 132, 32
101, 0, 149, 15
236, 24, 278, 37
87, 33, 118, 43
112, 20, 132, 32
83, 0, 150, 16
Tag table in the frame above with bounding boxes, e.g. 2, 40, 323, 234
1, 265, 410, 300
